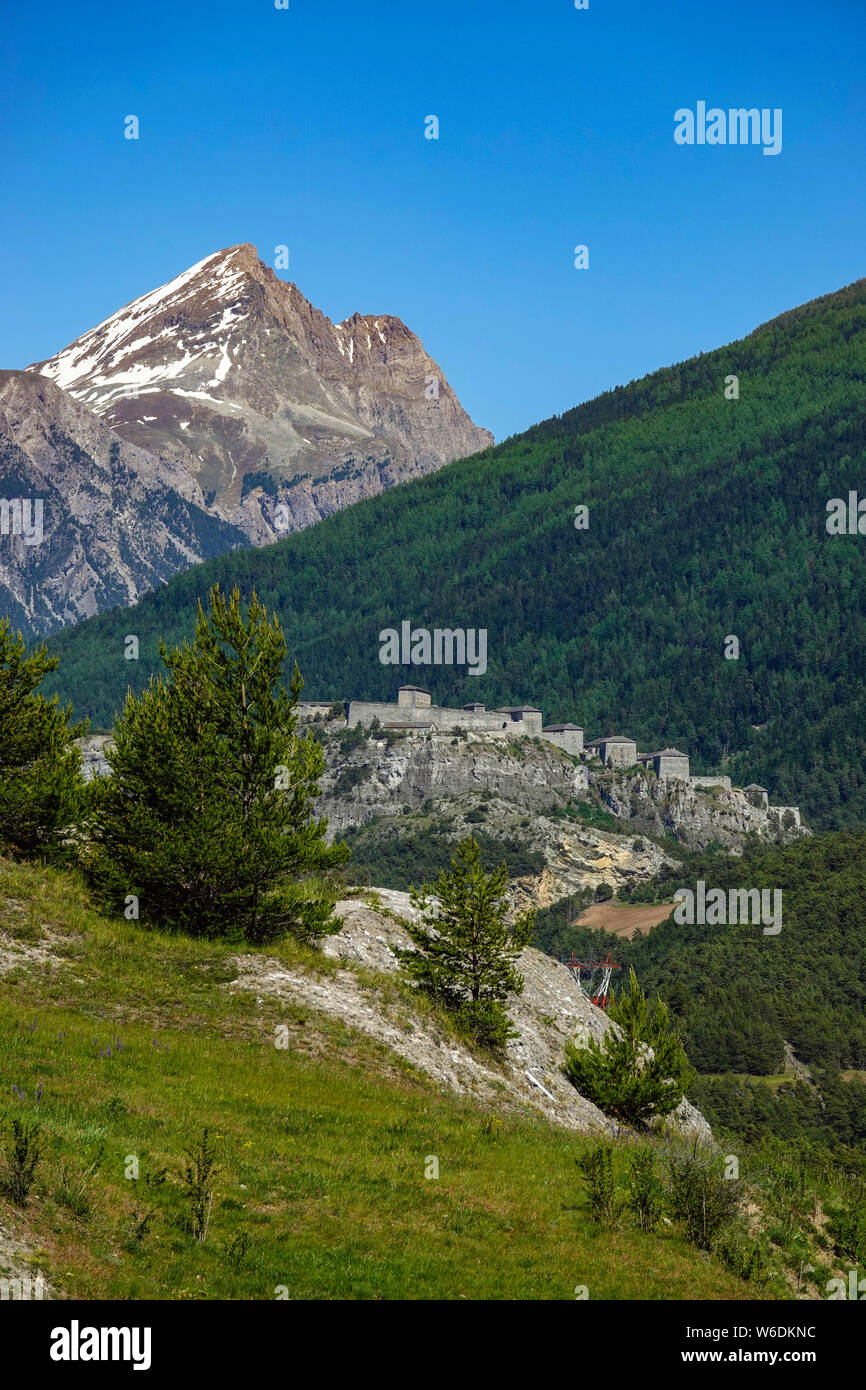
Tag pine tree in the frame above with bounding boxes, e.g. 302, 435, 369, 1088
86, 585, 346, 942
394, 837, 535, 1051
0, 619, 85, 858
564, 967, 696, 1126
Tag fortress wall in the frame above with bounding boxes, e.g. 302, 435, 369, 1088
542, 729, 584, 756
297, 701, 339, 722
427, 708, 516, 734
348, 701, 527, 736
347, 701, 409, 728
690, 775, 732, 791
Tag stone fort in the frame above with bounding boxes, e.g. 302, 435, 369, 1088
298, 683, 798, 809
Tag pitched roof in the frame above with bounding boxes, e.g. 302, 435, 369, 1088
543, 723, 583, 732
638, 747, 689, 759
397, 685, 430, 694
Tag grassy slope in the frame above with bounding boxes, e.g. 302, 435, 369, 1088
0, 855, 757, 1301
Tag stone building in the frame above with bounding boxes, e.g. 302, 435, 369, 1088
397, 685, 431, 710
498, 705, 544, 736
637, 747, 691, 780
346, 689, 548, 739
541, 722, 584, 756
585, 734, 638, 767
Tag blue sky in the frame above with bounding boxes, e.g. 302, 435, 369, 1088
0, 0, 863, 442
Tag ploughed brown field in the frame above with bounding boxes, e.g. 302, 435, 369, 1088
576, 901, 675, 938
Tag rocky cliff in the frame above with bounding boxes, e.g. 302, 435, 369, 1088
593, 766, 809, 851
311, 724, 807, 848
0, 371, 248, 636
309, 722, 809, 913
76, 722, 808, 912
317, 726, 586, 833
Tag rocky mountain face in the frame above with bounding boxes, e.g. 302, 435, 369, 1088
28, 244, 492, 545
76, 725, 678, 906
314, 722, 808, 911
318, 726, 587, 834
0, 371, 248, 636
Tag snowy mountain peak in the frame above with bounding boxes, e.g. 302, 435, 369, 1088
25, 243, 493, 543
28, 245, 263, 413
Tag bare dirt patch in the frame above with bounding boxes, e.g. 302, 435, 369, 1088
576, 901, 675, 938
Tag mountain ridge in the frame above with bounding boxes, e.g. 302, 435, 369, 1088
27, 243, 492, 542
39, 274, 866, 829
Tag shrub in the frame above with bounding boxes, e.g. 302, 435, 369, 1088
337, 724, 368, 752
715, 1230, 771, 1286
334, 764, 371, 794
666, 1148, 740, 1251
1, 1117, 41, 1205
826, 1182, 866, 1265
576, 1142, 619, 1224
563, 969, 696, 1126
454, 1000, 513, 1051
184, 1128, 219, 1242
226, 1231, 251, 1270
627, 1145, 663, 1232
127, 1164, 167, 1245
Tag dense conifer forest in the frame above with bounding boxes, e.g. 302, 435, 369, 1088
43, 278, 866, 829
534, 831, 866, 1161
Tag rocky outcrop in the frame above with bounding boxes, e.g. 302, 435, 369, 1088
227, 886, 710, 1142
317, 727, 586, 834
593, 767, 810, 851
28, 244, 492, 546
76, 724, 807, 914
77, 733, 113, 779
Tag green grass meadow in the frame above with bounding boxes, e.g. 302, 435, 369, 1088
0, 855, 761, 1300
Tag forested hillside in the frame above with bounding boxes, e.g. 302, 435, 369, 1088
533, 831, 866, 1162
42, 277, 866, 828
